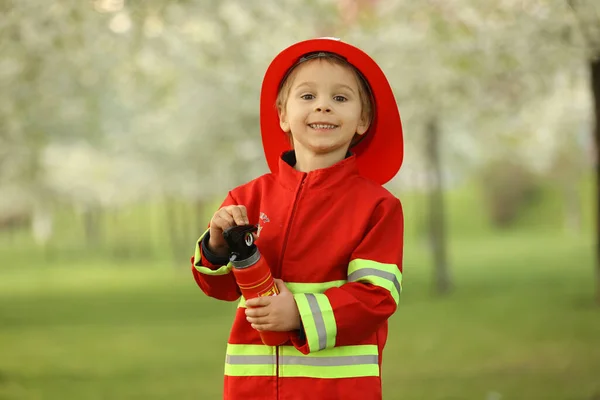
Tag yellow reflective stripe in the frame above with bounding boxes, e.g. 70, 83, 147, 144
225, 344, 379, 378
367, 275, 400, 304
314, 294, 336, 350
225, 344, 276, 377
238, 280, 346, 308
226, 344, 274, 356
281, 363, 379, 379
348, 259, 402, 304
281, 344, 377, 358
225, 363, 275, 377
281, 344, 380, 378
294, 294, 319, 352
294, 293, 337, 353
195, 263, 232, 276
286, 280, 346, 293
193, 229, 232, 276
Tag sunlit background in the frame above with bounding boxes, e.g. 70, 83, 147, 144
1, 0, 599, 399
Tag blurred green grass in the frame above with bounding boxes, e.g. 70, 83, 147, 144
1, 232, 599, 400
0, 178, 597, 399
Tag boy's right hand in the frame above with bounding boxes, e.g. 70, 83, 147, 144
207, 205, 249, 257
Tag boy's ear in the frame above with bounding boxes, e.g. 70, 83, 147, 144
356, 114, 370, 136
278, 107, 290, 132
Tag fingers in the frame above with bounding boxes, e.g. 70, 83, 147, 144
273, 279, 289, 293
212, 205, 248, 228
210, 205, 250, 232
251, 323, 274, 331
250, 322, 290, 332
246, 310, 276, 331
207, 205, 250, 254
245, 306, 269, 318
247, 316, 271, 326
228, 205, 249, 226
245, 292, 298, 332
245, 296, 271, 308
214, 208, 234, 228
245, 302, 270, 326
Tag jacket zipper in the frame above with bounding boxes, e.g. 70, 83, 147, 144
277, 175, 306, 278
276, 345, 280, 399
276, 175, 306, 399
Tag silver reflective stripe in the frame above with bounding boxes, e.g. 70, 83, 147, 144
226, 355, 275, 365
305, 293, 327, 351
348, 268, 401, 295
280, 355, 378, 366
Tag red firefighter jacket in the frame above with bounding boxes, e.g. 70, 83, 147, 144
191, 151, 404, 400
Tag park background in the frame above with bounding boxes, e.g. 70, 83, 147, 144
1, 0, 599, 399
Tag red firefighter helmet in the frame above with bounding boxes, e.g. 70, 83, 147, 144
259, 37, 403, 185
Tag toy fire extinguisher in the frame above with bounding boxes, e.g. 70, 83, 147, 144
223, 224, 289, 347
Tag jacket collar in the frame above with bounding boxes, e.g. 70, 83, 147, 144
276, 150, 359, 191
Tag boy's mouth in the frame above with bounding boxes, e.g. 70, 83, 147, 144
308, 123, 338, 130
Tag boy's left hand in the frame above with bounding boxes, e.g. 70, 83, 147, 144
245, 279, 301, 332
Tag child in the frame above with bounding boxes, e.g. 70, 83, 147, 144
191, 37, 404, 400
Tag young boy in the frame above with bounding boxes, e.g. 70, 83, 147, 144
191, 38, 404, 400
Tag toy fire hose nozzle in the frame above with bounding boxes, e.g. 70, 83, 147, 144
222, 224, 290, 346
223, 224, 258, 264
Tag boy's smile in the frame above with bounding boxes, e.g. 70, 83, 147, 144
278, 59, 370, 172
308, 123, 338, 131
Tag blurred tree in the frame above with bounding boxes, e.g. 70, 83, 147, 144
335, 0, 592, 294
2, 0, 597, 288
334, 1, 458, 294
425, 118, 451, 294
543, 77, 590, 234
1, 0, 340, 260
566, 0, 600, 303
479, 159, 541, 228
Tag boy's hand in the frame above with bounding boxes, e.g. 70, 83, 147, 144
245, 279, 301, 332
208, 205, 249, 257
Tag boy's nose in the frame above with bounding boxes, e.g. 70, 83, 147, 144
315, 105, 331, 113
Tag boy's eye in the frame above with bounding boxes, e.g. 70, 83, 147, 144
333, 95, 347, 102
300, 94, 314, 100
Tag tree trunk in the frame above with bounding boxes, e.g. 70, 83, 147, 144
591, 57, 600, 304
426, 118, 452, 295
83, 206, 102, 247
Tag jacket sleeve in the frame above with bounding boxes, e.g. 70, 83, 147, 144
190, 192, 241, 302
290, 196, 404, 354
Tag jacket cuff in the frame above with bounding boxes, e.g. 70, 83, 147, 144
200, 231, 230, 266
192, 230, 232, 276
292, 293, 337, 353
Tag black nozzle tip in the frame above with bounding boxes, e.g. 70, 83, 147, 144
222, 224, 259, 259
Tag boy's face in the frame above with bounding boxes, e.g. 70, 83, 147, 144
278, 59, 369, 160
